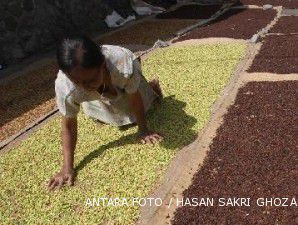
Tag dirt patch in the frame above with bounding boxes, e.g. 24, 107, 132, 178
248, 35, 298, 74
175, 9, 276, 41
156, 4, 222, 19
240, 0, 298, 8
270, 16, 298, 33
172, 81, 298, 225
99, 19, 197, 46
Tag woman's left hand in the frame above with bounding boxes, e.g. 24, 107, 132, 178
139, 130, 163, 144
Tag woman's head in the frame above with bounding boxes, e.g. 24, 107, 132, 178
57, 34, 106, 90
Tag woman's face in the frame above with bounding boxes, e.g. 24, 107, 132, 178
68, 62, 106, 91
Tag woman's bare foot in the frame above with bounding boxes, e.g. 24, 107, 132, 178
149, 78, 163, 103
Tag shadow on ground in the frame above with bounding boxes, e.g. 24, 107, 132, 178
75, 95, 197, 173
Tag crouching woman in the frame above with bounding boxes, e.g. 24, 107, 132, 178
48, 35, 163, 190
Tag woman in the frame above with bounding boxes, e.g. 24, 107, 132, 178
48, 35, 163, 190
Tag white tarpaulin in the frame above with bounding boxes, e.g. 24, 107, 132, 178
105, 10, 136, 28
131, 0, 165, 15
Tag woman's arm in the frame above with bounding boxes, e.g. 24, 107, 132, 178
48, 116, 77, 190
128, 90, 163, 144
62, 116, 77, 171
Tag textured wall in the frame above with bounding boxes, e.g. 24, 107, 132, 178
0, 0, 134, 65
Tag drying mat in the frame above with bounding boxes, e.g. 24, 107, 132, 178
240, 0, 298, 8
172, 81, 298, 225
156, 4, 222, 19
175, 8, 276, 41
248, 35, 298, 74
270, 16, 298, 33
0, 64, 58, 142
98, 19, 198, 46
0, 43, 246, 224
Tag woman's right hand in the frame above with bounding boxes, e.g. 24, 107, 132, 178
48, 169, 74, 191
48, 116, 77, 191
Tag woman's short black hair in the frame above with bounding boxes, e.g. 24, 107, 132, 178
56, 34, 105, 73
